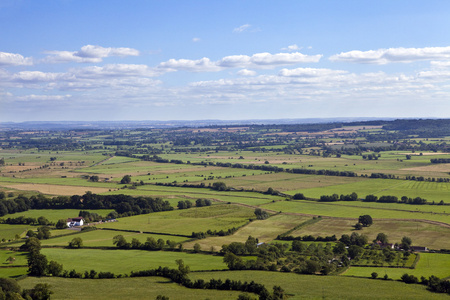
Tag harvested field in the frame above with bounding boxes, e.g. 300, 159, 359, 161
0, 183, 110, 195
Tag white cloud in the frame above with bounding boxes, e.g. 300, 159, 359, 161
430, 61, 450, 68
0, 52, 33, 66
13, 71, 61, 82
330, 46, 450, 64
281, 44, 301, 52
233, 24, 251, 33
16, 94, 72, 101
158, 52, 321, 72
42, 45, 140, 64
237, 69, 256, 76
73, 64, 159, 78
158, 57, 220, 72
192, 37, 201, 42
279, 67, 347, 77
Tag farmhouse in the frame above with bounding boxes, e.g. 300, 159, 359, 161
411, 246, 428, 252
66, 217, 84, 227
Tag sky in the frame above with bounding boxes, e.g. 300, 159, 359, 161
1, 0, 450, 122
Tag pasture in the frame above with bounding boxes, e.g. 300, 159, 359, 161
183, 213, 310, 251
19, 277, 246, 300
40, 248, 227, 273
188, 270, 448, 300
292, 218, 450, 250
39, 229, 188, 247
260, 200, 450, 224
343, 253, 450, 280
96, 204, 255, 236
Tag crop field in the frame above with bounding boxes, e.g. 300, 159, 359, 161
188, 270, 448, 300
103, 185, 279, 206
260, 200, 450, 224
96, 204, 255, 236
19, 277, 246, 300
183, 213, 310, 251
41, 248, 227, 273
40, 229, 188, 247
343, 253, 450, 280
293, 178, 450, 203
292, 218, 450, 249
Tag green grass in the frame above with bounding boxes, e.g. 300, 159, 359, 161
96, 204, 254, 236
0, 249, 28, 266
2, 209, 114, 223
292, 218, 450, 250
19, 276, 246, 300
40, 229, 187, 247
0, 224, 30, 241
188, 270, 448, 299
260, 200, 450, 224
183, 213, 310, 251
343, 253, 450, 280
0, 267, 28, 278
41, 248, 227, 273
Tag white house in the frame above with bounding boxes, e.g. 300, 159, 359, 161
67, 217, 84, 227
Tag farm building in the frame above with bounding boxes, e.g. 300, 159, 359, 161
410, 246, 428, 252
67, 217, 84, 227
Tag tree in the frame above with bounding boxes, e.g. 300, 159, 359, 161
212, 182, 227, 191
254, 208, 269, 220
400, 236, 412, 250
55, 219, 68, 229
36, 226, 51, 239
89, 175, 99, 182
47, 260, 63, 276
68, 237, 83, 248
193, 243, 201, 253
293, 193, 305, 200
24, 283, 53, 300
358, 215, 373, 227
21, 237, 41, 254
28, 252, 48, 276
374, 233, 388, 244
371, 272, 378, 279
37, 216, 50, 226
175, 259, 190, 276
354, 223, 363, 230
120, 175, 132, 184
113, 235, 130, 249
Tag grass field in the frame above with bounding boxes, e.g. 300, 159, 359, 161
183, 213, 310, 251
292, 218, 450, 250
0, 249, 28, 266
188, 270, 448, 299
19, 276, 246, 300
0, 224, 30, 241
260, 200, 450, 224
343, 253, 450, 280
40, 229, 188, 247
41, 248, 227, 273
2, 209, 114, 223
96, 204, 255, 236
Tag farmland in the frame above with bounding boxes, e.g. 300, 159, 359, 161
0, 119, 450, 299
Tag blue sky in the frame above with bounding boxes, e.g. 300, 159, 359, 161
1, 0, 450, 122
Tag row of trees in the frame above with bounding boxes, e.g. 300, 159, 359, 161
0, 193, 174, 218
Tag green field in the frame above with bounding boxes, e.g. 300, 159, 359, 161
2, 209, 114, 223
183, 213, 310, 251
0, 224, 30, 241
188, 270, 448, 299
41, 248, 227, 274
40, 229, 188, 247
343, 253, 450, 280
19, 276, 246, 300
291, 218, 450, 250
96, 204, 255, 236
260, 200, 450, 224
